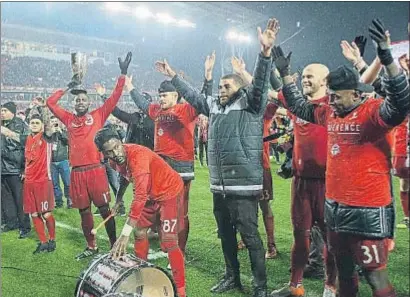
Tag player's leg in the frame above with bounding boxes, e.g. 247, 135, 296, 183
327, 231, 358, 297
35, 180, 56, 251
353, 237, 396, 297
159, 198, 186, 297
397, 177, 409, 229
89, 165, 116, 247
178, 180, 191, 254
234, 196, 267, 296
133, 202, 158, 259
134, 227, 150, 260
260, 168, 277, 259
42, 211, 56, 251
211, 193, 242, 293
312, 179, 337, 295
271, 176, 311, 296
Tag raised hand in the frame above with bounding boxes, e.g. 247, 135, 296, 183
354, 35, 367, 56
340, 40, 362, 64
155, 59, 177, 78
369, 19, 390, 50
271, 46, 292, 77
398, 54, 409, 74
231, 56, 246, 75
124, 75, 134, 92
94, 83, 106, 96
204, 51, 216, 80
257, 18, 280, 57
118, 52, 132, 75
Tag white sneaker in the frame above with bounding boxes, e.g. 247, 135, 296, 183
322, 285, 337, 297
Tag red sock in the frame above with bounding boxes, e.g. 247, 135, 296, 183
44, 214, 56, 240
32, 216, 47, 243
290, 232, 309, 287
134, 237, 149, 260
373, 284, 396, 297
80, 210, 96, 248
168, 247, 186, 296
400, 191, 409, 217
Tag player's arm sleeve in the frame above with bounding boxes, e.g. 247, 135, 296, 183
99, 75, 126, 121
128, 173, 151, 221
246, 53, 272, 113
171, 75, 211, 116
129, 89, 150, 115
112, 106, 133, 124
46, 90, 71, 126
281, 82, 319, 124
200, 78, 214, 97
378, 71, 410, 127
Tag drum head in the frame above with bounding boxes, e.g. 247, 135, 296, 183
114, 266, 175, 297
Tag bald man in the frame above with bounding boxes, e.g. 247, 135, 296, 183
272, 64, 337, 297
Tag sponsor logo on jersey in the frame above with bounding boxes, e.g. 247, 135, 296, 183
331, 144, 340, 156
328, 123, 361, 133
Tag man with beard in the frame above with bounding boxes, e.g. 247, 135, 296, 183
46, 52, 131, 260
155, 17, 280, 297
274, 18, 409, 297
94, 127, 186, 297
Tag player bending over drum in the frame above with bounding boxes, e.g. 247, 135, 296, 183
94, 127, 187, 297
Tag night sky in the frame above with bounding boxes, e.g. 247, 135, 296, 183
1, 2, 409, 81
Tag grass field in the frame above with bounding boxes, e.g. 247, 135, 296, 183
1, 160, 409, 297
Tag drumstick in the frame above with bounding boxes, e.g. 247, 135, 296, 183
91, 213, 114, 235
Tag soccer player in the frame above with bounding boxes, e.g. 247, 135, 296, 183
94, 128, 186, 297
19, 114, 57, 254
46, 52, 131, 260
125, 74, 199, 255
392, 116, 409, 229
273, 18, 409, 297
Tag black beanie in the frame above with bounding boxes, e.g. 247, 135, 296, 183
158, 80, 177, 93
94, 127, 120, 151
2, 102, 17, 115
29, 114, 43, 123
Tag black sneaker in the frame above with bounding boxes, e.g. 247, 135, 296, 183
75, 247, 99, 260
67, 199, 73, 209
303, 264, 324, 279
48, 240, 56, 252
210, 274, 242, 293
18, 229, 31, 239
33, 242, 50, 254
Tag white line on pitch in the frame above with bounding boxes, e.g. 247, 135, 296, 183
55, 221, 167, 260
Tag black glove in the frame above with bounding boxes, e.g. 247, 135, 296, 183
354, 35, 367, 57
368, 18, 393, 66
271, 46, 292, 77
118, 52, 132, 75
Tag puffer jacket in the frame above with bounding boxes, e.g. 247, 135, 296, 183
172, 53, 272, 196
1, 116, 29, 175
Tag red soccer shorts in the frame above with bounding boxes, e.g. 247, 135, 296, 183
136, 190, 183, 242
70, 164, 111, 209
392, 156, 409, 178
23, 180, 55, 214
291, 176, 326, 231
260, 168, 273, 201
328, 231, 389, 270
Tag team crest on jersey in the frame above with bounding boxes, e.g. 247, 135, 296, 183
84, 114, 94, 126
330, 144, 340, 156
349, 111, 358, 120
158, 128, 164, 136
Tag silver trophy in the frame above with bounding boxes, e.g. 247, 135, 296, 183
70, 52, 87, 95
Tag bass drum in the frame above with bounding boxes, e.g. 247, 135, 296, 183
75, 253, 176, 297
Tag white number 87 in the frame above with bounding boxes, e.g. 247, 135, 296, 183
162, 219, 177, 233
361, 245, 380, 264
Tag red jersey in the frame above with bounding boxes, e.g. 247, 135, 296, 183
263, 103, 279, 169
148, 103, 198, 161
111, 144, 184, 221
46, 76, 125, 167
314, 98, 393, 207
392, 115, 409, 157
24, 132, 52, 183
278, 92, 328, 178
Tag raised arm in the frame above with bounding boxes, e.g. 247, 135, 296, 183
155, 59, 211, 116
272, 46, 319, 124
46, 90, 72, 126
200, 50, 216, 97
368, 19, 410, 126
124, 76, 151, 115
